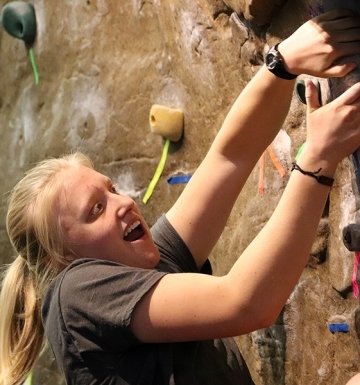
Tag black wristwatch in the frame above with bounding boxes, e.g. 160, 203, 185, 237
265, 43, 297, 80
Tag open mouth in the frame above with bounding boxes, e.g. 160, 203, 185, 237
123, 220, 145, 242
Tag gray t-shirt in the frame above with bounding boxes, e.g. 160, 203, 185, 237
42, 214, 254, 384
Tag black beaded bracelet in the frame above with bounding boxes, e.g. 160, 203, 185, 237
291, 162, 334, 187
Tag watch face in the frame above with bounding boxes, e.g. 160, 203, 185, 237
266, 52, 278, 70
265, 45, 296, 80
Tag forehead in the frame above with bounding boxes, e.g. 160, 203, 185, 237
57, 166, 109, 214
61, 165, 108, 189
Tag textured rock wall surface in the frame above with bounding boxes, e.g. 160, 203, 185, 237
0, 0, 359, 384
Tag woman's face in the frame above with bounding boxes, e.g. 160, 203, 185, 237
56, 165, 160, 268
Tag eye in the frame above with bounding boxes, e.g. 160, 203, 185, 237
90, 202, 104, 218
110, 184, 119, 194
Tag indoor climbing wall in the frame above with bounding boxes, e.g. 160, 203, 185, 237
0, 0, 359, 384
282, 1, 360, 384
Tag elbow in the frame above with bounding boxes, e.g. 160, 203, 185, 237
246, 309, 277, 332
221, 277, 282, 334
231, 300, 281, 334
256, 311, 278, 330
249, 297, 284, 330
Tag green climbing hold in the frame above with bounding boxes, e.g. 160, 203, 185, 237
295, 143, 305, 161
1, 1, 37, 45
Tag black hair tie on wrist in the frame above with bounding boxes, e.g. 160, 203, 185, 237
291, 162, 334, 187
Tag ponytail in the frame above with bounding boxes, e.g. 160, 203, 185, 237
0, 152, 94, 385
0, 256, 44, 385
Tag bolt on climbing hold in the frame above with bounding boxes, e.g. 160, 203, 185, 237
142, 105, 184, 204
295, 79, 322, 105
167, 174, 192, 185
342, 224, 360, 298
258, 144, 287, 195
1, 1, 40, 85
327, 315, 349, 334
1, 1, 37, 45
149, 104, 184, 143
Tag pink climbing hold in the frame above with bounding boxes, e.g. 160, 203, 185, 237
353, 251, 360, 298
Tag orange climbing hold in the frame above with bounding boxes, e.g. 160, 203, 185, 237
258, 145, 287, 194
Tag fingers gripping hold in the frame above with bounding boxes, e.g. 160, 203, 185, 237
305, 79, 322, 113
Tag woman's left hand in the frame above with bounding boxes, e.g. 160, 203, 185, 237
279, 9, 360, 78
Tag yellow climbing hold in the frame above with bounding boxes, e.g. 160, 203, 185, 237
149, 104, 184, 142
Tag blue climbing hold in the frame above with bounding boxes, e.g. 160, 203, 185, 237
328, 323, 349, 334
167, 174, 192, 184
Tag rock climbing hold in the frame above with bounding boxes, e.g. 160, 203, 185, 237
1, 1, 40, 85
328, 323, 349, 334
327, 315, 349, 334
295, 143, 305, 162
167, 174, 192, 184
1, 1, 37, 45
343, 224, 360, 252
258, 144, 286, 195
295, 79, 322, 105
149, 104, 184, 143
143, 105, 185, 204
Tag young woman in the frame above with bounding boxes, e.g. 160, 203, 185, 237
2, 9, 360, 385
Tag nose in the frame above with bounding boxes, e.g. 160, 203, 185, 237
112, 193, 135, 219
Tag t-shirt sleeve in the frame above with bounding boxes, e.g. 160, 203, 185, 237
58, 259, 167, 353
151, 214, 212, 275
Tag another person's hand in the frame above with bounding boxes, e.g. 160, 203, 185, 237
278, 9, 360, 78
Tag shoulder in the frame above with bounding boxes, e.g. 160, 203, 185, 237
59, 258, 166, 298
46, 258, 126, 296
152, 214, 212, 274
43, 258, 166, 310
60, 258, 127, 282
42, 258, 167, 329
42, 258, 114, 316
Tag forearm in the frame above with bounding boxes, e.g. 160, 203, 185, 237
227, 160, 331, 327
168, 8, 360, 268
168, 66, 295, 264
228, 75, 360, 329
146, 168, 333, 341
210, 65, 295, 167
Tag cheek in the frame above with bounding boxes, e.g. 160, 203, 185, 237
82, 227, 117, 249
65, 224, 117, 256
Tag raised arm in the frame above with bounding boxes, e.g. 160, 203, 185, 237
132, 78, 360, 343
166, 9, 360, 269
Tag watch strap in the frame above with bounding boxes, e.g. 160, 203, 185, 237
266, 43, 297, 80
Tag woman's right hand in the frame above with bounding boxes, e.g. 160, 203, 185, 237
298, 79, 360, 173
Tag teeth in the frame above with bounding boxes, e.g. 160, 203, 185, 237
124, 220, 141, 238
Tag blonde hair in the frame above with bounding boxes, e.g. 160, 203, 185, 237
0, 152, 93, 385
